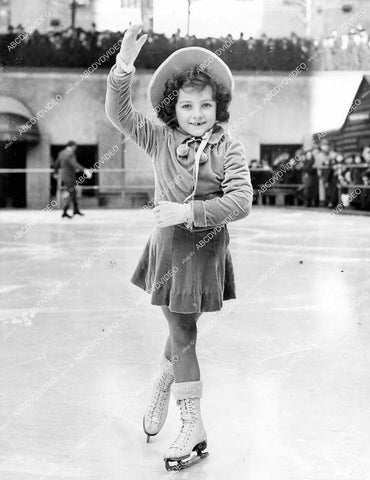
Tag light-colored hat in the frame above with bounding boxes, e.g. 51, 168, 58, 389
147, 47, 234, 111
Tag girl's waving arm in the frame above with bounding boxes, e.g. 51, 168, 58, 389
105, 24, 165, 157
191, 139, 253, 227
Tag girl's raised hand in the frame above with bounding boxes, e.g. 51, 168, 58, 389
118, 24, 148, 65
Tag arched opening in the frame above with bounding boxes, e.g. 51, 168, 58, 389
0, 96, 40, 207
0, 142, 27, 207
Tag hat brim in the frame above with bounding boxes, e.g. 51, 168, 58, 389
147, 47, 234, 112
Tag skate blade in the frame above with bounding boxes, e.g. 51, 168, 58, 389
142, 415, 158, 443
165, 442, 209, 471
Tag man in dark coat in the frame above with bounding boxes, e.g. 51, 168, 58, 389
302, 150, 319, 207
54, 141, 89, 218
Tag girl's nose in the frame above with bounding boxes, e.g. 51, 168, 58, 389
191, 107, 203, 119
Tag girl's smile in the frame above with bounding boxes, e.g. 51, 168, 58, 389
175, 86, 216, 137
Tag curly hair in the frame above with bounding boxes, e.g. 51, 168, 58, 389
156, 66, 232, 128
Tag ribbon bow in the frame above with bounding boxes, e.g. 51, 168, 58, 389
176, 138, 208, 164
181, 128, 213, 204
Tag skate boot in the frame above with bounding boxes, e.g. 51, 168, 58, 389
143, 354, 174, 442
164, 380, 209, 471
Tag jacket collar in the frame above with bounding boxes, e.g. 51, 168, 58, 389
173, 123, 226, 146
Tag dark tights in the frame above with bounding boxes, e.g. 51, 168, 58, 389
161, 306, 201, 383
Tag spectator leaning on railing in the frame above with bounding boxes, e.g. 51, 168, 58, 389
2, 25, 370, 70
248, 143, 370, 212
313, 24, 370, 71
1, 27, 316, 70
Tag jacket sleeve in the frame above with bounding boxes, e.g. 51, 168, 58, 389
105, 65, 166, 158
69, 153, 85, 172
54, 154, 61, 174
191, 139, 253, 227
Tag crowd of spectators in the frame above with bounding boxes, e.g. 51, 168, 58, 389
250, 142, 370, 211
2, 22, 370, 211
0, 24, 311, 70
1, 22, 369, 71
314, 25, 370, 70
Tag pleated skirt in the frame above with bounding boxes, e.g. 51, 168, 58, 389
130, 223, 236, 313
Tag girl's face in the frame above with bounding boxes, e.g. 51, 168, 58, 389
175, 86, 217, 137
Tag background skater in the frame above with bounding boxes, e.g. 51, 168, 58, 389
54, 140, 91, 218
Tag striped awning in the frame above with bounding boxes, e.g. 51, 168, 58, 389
0, 112, 39, 142
0, 96, 39, 143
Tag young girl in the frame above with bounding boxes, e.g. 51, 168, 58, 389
105, 24, 253, 471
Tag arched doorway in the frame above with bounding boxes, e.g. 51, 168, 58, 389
0, 96, 39, 207
0, 142, 27, 207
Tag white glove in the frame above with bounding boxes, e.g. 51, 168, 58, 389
117, 24, 147, 66
84, 168, 92, 179
153, 201, 192, 228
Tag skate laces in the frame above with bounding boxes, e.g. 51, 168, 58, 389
179, 398, 196, 424
147, 366, 174, 422
161, 364, 175, 390
171, 398, 197, 449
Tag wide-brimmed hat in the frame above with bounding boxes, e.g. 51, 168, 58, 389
148, 47, 234, 111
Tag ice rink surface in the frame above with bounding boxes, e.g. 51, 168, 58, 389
0, 206, 369, 480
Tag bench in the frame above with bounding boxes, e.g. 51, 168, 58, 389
254, 184, 303, 206
55, 167, 155, 207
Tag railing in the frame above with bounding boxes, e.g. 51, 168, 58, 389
1, 32, 315, 71
1, 168, 369, 210
253, 183, 302, 206
0, 168, 155, 208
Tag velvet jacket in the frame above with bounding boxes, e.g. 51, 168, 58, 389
105, 65, 253, 228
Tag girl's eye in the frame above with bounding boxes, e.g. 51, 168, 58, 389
182, 104, 191, 109
202, 103, 212, 108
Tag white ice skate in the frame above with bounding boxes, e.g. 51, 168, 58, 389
143, 354, 174, 442
164, 380, 209, 471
